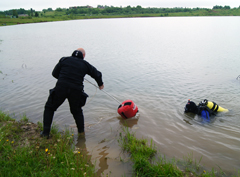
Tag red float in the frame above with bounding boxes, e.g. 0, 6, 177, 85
117, 100, 138, 119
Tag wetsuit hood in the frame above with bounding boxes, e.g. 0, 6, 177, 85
72, 50, 84, 59
184, 100, 198, 114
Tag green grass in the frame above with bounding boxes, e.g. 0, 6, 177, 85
118, 127, 239, 177
119, 128, 184, 176
0, 110, 14, 121
1, 110, 239, 176
0, 110, 96, 177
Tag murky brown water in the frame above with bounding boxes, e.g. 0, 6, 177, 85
1, 17, 240, 176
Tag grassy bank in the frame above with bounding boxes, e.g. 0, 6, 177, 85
1, 110, 239, 176
0, 110, 95, 176
1, 8, 240, 26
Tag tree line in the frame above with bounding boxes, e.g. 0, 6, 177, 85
0, 8, 39, 17
65, 5, 238, 15
1, 5, 239, 17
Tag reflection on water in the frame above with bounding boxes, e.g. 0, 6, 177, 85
75, 117, 134, 176
118, 117, 139, 128
184, 112, 218, 124
76, 134, 87, 150
75, 134, 110, 176
1, 17, 240, 176
96, 146, 109, 176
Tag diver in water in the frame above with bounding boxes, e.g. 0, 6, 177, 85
184, 99, 228, 121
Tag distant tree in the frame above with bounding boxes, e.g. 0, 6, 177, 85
97, 5, 104, 9
223, 5, 230, 9
136, 5, 143, 14
47, 8, 53, 11
213, 5, 230, 9
35, 12, 39, 17
69, 8, 77, 14
17, 8, 27, 14
91, 8, 100, 14
12, 9, 18, 18
124, 6, 132, 14
213, 5, 223, 9
30, 8, 33, 16
76, 8, 82, 14
183, 7, 191, 12
56, 8, 62, 12
104, 6, 115, 13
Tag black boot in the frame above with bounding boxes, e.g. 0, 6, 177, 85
40, 127, 50, 138
40, 131, 49, 138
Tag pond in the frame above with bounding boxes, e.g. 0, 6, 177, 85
0, 16, 240, 176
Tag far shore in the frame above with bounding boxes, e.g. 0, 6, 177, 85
1, 9, 240, 27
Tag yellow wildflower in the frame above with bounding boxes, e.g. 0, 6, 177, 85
11, 141, 14, 143
45, 148, 48, 152
6, 139, 9, 142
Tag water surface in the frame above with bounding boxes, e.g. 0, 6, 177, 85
0, 16, 240, 176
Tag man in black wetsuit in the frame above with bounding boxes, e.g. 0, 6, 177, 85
41, 48, 104, 137
184, 99, 216, 121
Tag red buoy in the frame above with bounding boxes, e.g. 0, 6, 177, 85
118, 100, 138, 119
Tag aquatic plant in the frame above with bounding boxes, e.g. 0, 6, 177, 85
118, 127, 233, 177
119, 128, 183, 176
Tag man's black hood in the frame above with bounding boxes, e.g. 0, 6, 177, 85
72, 50, 84, 59
184, 100, 198, 114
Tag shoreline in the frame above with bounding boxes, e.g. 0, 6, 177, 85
1, 12, 240, 27
1, 110, 238, 176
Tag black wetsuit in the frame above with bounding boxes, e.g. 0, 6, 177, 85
184, 100, 216, 121
42, 50, 103, 135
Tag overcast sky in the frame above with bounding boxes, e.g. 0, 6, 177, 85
0, 0, 239, 11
